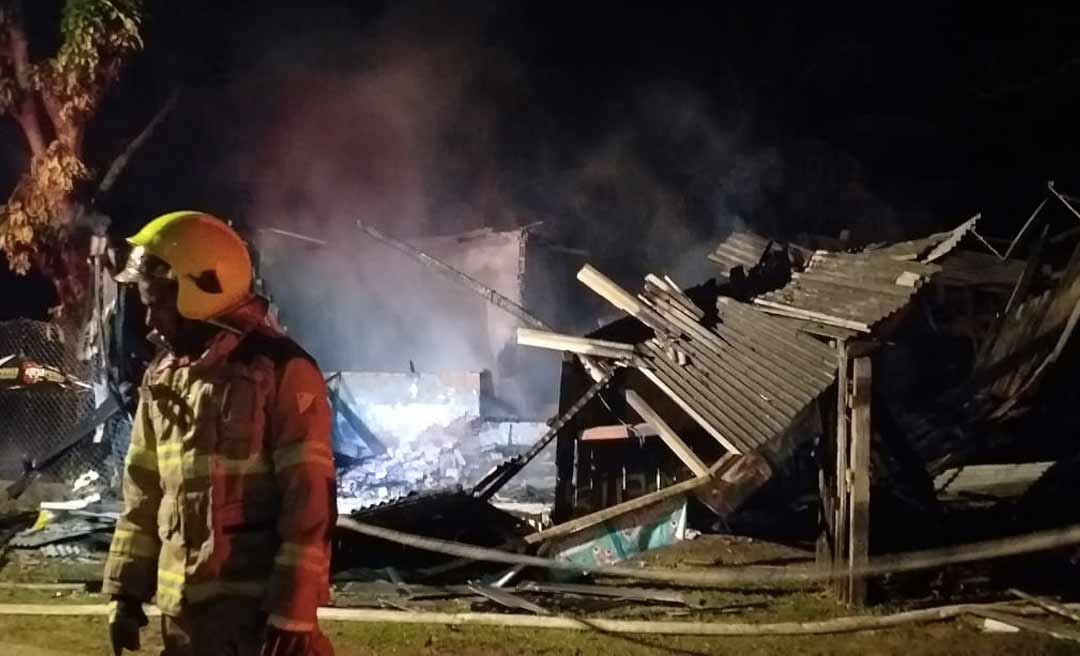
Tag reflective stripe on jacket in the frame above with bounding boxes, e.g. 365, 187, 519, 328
103, 301, 337, 631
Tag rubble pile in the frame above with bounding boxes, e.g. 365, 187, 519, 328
4, 494, 118, 564
338, 443, 470, 507
335, 417, 553, 511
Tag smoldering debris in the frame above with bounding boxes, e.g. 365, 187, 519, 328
327, 369, 554, 513
335, 418, 555, 513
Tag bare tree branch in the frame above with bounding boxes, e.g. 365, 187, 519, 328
98, 86, 181, 195
6, 14, 45, 157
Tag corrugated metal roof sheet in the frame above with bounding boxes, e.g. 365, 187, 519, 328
937, 249, 1026, 288
870, 214, 979, 262
934, 462, 1053, 498
752, 250, 941, 333
633, 279, 838, 455
707, 230, 773, 275
767, 315, 862, 341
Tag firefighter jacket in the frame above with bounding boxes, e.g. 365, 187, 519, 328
103, 299, 337, 632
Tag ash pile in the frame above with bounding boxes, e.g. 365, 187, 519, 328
328, 370, 553, 514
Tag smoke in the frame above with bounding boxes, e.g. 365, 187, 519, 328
213, 0, 908, 413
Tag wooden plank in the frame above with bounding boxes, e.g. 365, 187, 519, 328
753, 299, 872, 332
816, 465, 834, 569
517, 328, 637, 361
847, 356, 872, 606
580, 423, 657, 442
523, 453, 739, 545
577, 264, 668, 330
894, 271, 922, 287
1008, 589, 1080, 623
968, 608, 1080, 643
645, 275, 705, 320
625, 389, 710, 477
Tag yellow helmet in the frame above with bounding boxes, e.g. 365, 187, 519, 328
115, 211, 253, 320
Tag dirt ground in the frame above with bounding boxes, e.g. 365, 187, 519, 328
1, 533, 1079, 655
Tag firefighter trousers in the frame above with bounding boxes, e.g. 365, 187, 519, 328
160, 596, 334, 656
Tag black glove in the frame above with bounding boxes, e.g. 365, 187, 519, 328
108, 597, 148, 656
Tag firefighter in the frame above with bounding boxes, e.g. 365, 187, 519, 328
103, 211, 337, 656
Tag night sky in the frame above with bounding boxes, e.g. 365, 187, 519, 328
3, 1, 1080, 318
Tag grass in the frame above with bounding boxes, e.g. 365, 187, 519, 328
0, 574, 1076, 655
0, 611, 1076, 656
0, 532, 1078, 654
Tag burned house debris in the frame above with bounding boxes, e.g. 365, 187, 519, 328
482, 191, 1080, 604
251, 224, 592, 519
330, 370, 553, 512
7, 187, 1080, 648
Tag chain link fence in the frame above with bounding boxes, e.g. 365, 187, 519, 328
0, 318, 120, 487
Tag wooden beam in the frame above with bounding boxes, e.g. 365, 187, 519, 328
832, 344, 849, 598
1008, 589, 1080, 624
847, 356, 872, 606
523, 453, 738, 545
625, 389, 710, 477
577, 264, 667, 329
968, 608, 1080, 643
517, 328, 636, 361
753, 299, 871, 332
580, 423, 657, 442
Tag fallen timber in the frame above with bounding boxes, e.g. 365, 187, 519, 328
338, 516, 1080, 588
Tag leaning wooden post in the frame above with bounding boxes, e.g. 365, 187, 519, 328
832, 343, 850, 599
847, 356, 872, 606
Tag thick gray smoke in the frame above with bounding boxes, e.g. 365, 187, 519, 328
216, 1, 907, 414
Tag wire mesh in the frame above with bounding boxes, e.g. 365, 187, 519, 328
0, 318, 119, 485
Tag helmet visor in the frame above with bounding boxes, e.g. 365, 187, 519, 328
114, 246, 175, 284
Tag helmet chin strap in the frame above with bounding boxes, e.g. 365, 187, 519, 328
198, 294, 267, 335
204, 318, 243, 335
